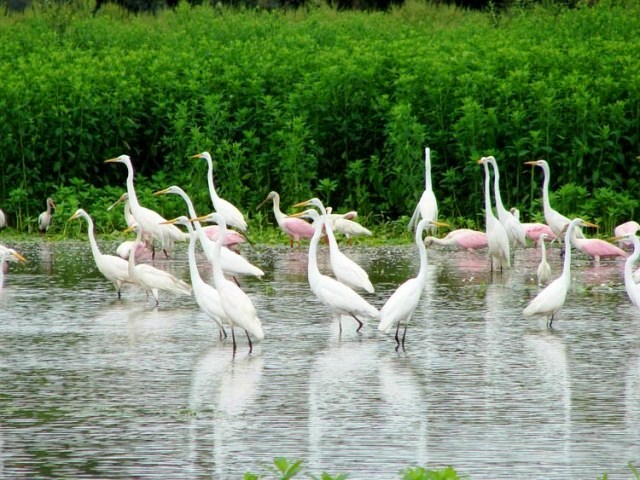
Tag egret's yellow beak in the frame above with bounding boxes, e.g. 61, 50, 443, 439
582, 221, 598, 229
153, 188, 170, 196
104, 157, 119, 164
189, 215, 209, 223
431, 220, 450, 228
191, 153, 204, 159
292, 199, 313, 209
160, 217, 179, 225
123, 225, 136, 234
524, 160, 542, 166
67, 213, 80, 222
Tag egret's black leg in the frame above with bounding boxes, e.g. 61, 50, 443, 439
350, 314, 364, 333
246, 330, 253, 354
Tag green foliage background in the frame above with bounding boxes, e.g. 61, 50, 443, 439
0, 0, 639, 236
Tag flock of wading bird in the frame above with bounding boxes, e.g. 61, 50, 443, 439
1, 149, 640, 352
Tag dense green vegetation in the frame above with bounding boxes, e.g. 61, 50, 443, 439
0, 0, 638, 240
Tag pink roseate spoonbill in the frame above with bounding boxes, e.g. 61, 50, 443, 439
408, 147, 438, 232
116, 240, 152, 263
379, 218, 448, 350
536, 233, 552, 286
192, 152, 248, 232
424, 229, 487, 251
0, 247, 25, 290
154, 186, 263, 279
164, 216, 229, 338
105, 155, 186, 258
123, 224, 192, 306
291, 207, 379, 334
326, 208, 372, 242
38, 197, 56, 233
614, 221, 640, 249
68, 209, 133, 299
478, 157, 510, 271
510, 208, 557, 243
523, 218, 597, 328
485, 156, 526, 247
190, 212, 264, 354
257, 191, 314, 248
569, 228, 627, 263
524, 159, 584, 240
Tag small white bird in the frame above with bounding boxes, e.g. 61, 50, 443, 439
69, 208, 133, 298
192, 151, 248, 232
191, 212, 264, 353
38, 197, 56, 233
293, 206, 379, 333
125, 224, 192, 306
536, 233, 552, 286
523, 218, 596, 327
0, 208, 6, 229
378, 218, 447, 350
326, 208, 372, 243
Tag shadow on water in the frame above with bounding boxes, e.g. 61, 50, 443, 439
0, 240, 639, 478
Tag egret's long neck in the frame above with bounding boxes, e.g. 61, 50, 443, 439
560, 224, 574, 283
211, 222, 227, 285
176, 191, 211, 252
625, 237, 640, 287
491, 161, 506, 214
271, 195, 286, 227
185, 224, 202, 287
324, 216, 339, 251
84, 215, 102, 261
415, 227, 429, 285
540, 238, 547, 260
541, 164, 552, 217
307, 218, 323, 283
128, 229, 141, 275
206, 157, 219, 204
483, 162, 493, 222
0, 255, 6, 285
424, 148, 433, 192
125, 163, 141, 211
124, 199, 135, 227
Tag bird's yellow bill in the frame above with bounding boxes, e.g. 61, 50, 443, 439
104, 157, 119, 164
582, 221, 598, 229
190, 153, 204, 159
160, 217, 179, 225
107, 194, 127, 211
292, 199, 314, 209
153, 188, 171, 196
12, 251, 27, 263
123, 225, 136, 234
524, 160, 543, 166
431, 220, 450, 228
189, 215, 211, 223
609, 235, 627, 243
67, 212, 81, 222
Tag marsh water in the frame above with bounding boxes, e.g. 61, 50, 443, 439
1, 239, 639, 479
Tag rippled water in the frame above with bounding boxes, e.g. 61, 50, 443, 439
1, 239, 639, 479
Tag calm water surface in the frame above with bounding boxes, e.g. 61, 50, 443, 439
1, 239, 639, 479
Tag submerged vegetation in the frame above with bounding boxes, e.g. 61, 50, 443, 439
0, 0, 639, 240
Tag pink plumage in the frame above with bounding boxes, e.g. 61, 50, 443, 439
614, 221, 640, 249
571, 232, 627, 262
521, 223, 557, 243
281, 217, 315, 247
202, 225, 246, 248
425, 228, 488, 251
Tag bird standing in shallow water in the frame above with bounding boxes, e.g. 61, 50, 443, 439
379, 218, 448, 350
38, 197, 56, 233
523, 218, 596, 328
536, 233, 552, 286
478, 157, 510, 272
257, 191, 314, 248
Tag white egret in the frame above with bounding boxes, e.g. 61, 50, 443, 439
38, 197, 56, 233
618, 234, 640, 307
124, 224, 192, 306
68, 209, 134, 298
485, 156, 526, 247
292, 207, 378, 333
478, 157, 510, 271
536, 233, 552, 286
154, 186, 263, 279
191, 212, 264, 353
378, 218, 448, 350
105, 155, 187, 257
164, 216, 229, 338
192, 151, 248, 232
0, 208, 6, 229
524, 160, 582, 240
295, 198, 374, 293
257, 191, 314, 248
523, 218, 596, 327
0, 247, 25, 290
408, 147, 438, 231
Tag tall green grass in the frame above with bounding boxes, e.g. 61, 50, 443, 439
1, 0, 639, 234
